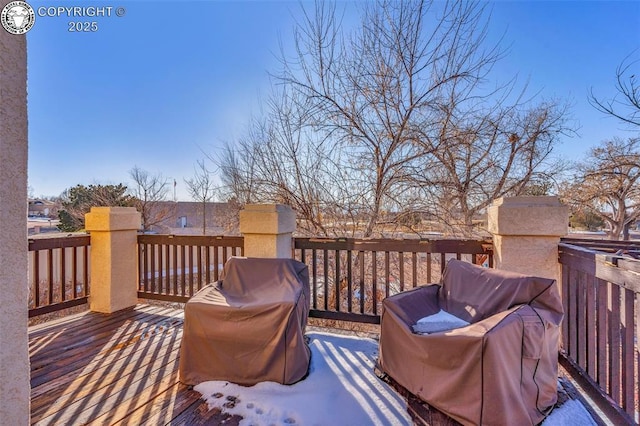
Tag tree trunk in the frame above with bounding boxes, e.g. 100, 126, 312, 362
622, 221, 631, 241
363, 195, 381, 238
202, 201, 207, 235
609, 221, 624, 240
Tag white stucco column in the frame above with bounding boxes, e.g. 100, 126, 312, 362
0, 14, 30, 424
239, 204, 296, 258
85, 207, 141, 313
488, 196, 568, 282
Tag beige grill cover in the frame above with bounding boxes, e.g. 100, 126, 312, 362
179, 257, 311, 386
378, 259, 563, 425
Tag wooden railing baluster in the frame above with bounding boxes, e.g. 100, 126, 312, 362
346, 249, 352, 313
47, 249, 53, 305
28, 235, 91, 318
34, 250, 40, 308
323, 250, 329, 312
558, 239, 640, 424
292, 237, 494, 324
372, 251, 378, 316
412, 252, 417, 288
312, 248, 317, 310
359, 250, 365, 314
399, 252, 405, 292
60, 247, 66, 302
135, 235, 243, 302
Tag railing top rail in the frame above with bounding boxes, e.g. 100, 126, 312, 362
294, 237, 493, 253
560, 240, 640, 263
28, 235, 90, 251
560, 237, 640, 253
559, 242, 640, 293
137, 234, 244, 246
558, 242, 600, 255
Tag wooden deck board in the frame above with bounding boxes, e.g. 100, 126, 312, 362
31, 309, 182, 389
30, 305, 191, 426
114, 383, 201, 426
30, 305, 177, 365
31, 326, 181, 401
32, 342, 181, 421
29, 304, 583, 425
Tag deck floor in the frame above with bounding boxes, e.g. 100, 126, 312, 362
29, 305, 246, 425
29, 304, 585, 426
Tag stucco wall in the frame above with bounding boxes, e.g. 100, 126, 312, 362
0, 6, 30, 423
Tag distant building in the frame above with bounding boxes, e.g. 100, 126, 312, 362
27, 199, 57, 218
145, 201, 240, 235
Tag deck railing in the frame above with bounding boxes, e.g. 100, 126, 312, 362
28, 235, 91, 317
25, 231, 640, 423
26, 233, 493, 324
558, 238, 640, 424
137, 234, 244, 302
293, 238, 494, 324
134, 234, 493, 322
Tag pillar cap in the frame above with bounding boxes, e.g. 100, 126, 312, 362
491, 196, 562, 208
488, 196, 568, 237
239, 204, 296, 235
85, 207, 141, 232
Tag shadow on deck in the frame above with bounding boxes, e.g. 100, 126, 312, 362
29, 305, 594, 425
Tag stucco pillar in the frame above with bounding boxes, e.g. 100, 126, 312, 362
488, 196, 568, 282
239, 204, 296, 258
85, 207, 141, 313
0, 11, 30, 424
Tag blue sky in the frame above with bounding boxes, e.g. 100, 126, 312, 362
26, 1, 640, 200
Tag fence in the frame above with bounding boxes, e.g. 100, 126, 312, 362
137, 234, 244, 302
293, 238, 493, 324
558, 238, 640, 424
135, 235, 493, 322
28, 235, 91, 318
26, 233, 494, 325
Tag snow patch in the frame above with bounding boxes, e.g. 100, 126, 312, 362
194, 331, 595, 426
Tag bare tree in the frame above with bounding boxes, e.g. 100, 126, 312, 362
561, 138, 640, 240
185, 160, 217, 235
277, 0, 467, 237
219, 0, 573, 237
128, 166, 170, 232
589, 53, 640, 128
218, 141, 257, 206
413, 101, 571, 236
217, 90, 364, 237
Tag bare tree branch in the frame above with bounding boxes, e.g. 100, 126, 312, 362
218, 0, 574, 237
185, 160, 217, 235
589, 52, 640, 128
128, 166, 170, 232
561, 137, 640, 240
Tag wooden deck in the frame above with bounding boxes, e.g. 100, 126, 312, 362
29, 304, 594, 426
29, 305, 242, 425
